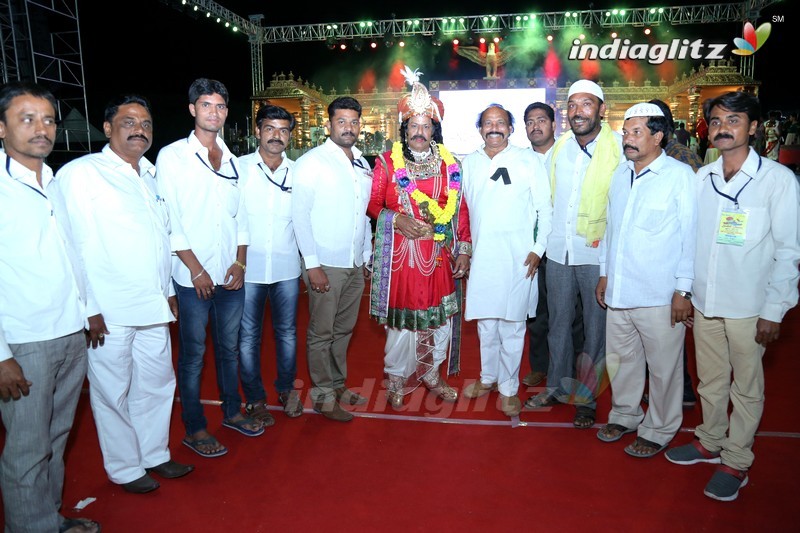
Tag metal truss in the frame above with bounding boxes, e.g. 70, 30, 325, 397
253, 1, 780, 43
1, 0, 92, 166
168, 0, 781, 96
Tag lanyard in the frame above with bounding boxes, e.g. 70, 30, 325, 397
352, 158, 368, 171
709, 157, 761, 208
629, 168, 651, 187
258, 163, 290, 192
195, 153, 239, 180
5, 156, 49, 204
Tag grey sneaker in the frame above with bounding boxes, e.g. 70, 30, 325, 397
279, 390, 303, 418
665, 440, 722, 465
704, 466, 749, 501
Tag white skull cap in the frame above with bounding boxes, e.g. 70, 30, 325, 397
624, 102, 665, 120
567, 79, 604, 101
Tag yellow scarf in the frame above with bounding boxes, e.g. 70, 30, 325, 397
550, 122, 620, 246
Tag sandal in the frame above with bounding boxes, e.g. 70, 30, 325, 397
596, 423, 636, 443
524, 393, 560, 410
182, 435, 228, 458
222, 415, 264, 437
59, 517, 101, 533
245, 401, 276, 427
624, 436, 668, 458
573, 406, 596, 429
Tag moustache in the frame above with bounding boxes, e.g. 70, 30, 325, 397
267, 139, 285, 146
128, 135, 149, 142
623, 144, 638, 152
713, 133, 734, 141
31, 136, 53, 145
411, 135, 427, 141
487, 131, 505, 138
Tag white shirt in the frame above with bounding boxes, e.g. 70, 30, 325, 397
694, 148, 800, 322
461, 144, 553, 320
291, 138, 372, 269
548, 131, 624, 266
52, 145, 174, 326
0, 152, 85, 361
156, 131, 249, 287
599, 152, 697, 308
238, 151, 301, 283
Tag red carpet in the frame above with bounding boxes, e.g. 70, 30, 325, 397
2, 286, 799, 531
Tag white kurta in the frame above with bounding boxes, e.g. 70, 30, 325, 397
461, 144, 552, 321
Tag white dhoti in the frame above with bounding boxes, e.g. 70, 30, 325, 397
476, 318, 526, 396
88, 322, 176, 484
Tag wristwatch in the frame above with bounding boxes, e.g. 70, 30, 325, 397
675, 290, 692, 300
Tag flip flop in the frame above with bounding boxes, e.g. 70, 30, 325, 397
596, 423, 636, 442
624, 436, 668, 458
222, 416, 265, 437
182, 436, 228, 458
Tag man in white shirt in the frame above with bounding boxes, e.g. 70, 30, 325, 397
461, 104, 552, 417
665, 91, 800, 501
525, 80, 624, 431
291, 96, 373, 422
53, 95, 193, 494
594, 102, 696, 459
238, 104, 303, 422
157, 78, 259, 458
522, 101, 585, 390
0, 81, 99, 533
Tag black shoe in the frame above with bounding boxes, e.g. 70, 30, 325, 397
121, 473, 160, 494
146, 460, 194, 479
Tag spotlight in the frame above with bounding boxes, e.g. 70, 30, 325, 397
370, 41, 377, 49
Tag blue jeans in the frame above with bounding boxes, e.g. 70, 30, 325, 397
174, 281, 244, 435
238, 279, 299, 403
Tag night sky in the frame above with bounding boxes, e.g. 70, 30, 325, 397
77, 0, 796, 155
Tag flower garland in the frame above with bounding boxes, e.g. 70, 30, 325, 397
390, 141, 460, 242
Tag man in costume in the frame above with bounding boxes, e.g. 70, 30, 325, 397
367, 66, 471, 410
460, 104, 552, 417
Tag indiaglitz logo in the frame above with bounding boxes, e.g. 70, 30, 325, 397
732, 22, 772, 55
568, 38, 727, 65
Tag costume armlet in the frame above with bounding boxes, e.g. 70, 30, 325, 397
457, 242, 472, 257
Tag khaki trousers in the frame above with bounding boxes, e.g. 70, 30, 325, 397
693, 310, 765, 471
302, 262, 364, 404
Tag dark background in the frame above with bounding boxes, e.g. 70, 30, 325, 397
76, 0, 796, 156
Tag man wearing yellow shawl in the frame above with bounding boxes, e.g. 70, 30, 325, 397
524, 80, 624, 430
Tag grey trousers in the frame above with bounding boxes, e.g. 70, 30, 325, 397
0, 330, 87, 533
526, 255, 585, 374
302, 262, 364, 404
544, 259, 606, 408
